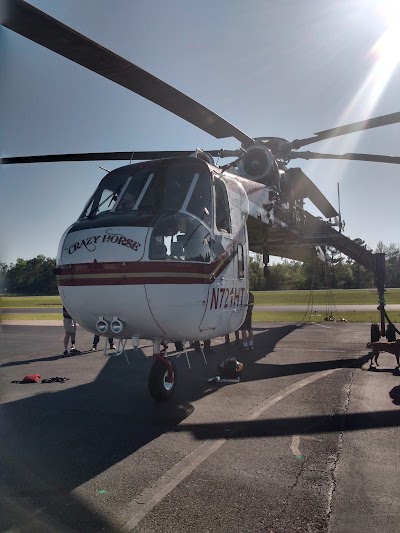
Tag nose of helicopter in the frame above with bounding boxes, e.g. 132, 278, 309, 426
57, 223, 166, 338
58, 268, 215, 343
56, 220, 212, 341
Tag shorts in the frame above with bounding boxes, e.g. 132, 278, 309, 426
63, 318, 76, 334
240, 315, 252, 331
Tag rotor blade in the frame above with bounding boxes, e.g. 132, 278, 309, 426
287, 168, 338, 219
0, 150, 225, 165
0, 149, 240, 165
289, 151, 400, 165
0, 0, 253, 147
289, 112, 400, 149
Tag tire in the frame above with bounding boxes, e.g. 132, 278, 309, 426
148, 359, 177, 401
386, 323, 396, 342
371, 323, 380, 343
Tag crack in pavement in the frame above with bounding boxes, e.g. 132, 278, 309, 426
326, 368, 355, 526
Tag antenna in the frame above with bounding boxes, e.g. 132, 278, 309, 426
337, 182, 343, 233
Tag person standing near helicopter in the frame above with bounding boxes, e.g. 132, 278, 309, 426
92, 335, 116, 351
241, 291, 254, 350
62, 306, 80, 356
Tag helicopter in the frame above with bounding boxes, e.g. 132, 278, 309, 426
2, 0, 400, 400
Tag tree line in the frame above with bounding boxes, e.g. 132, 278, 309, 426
250, 240, 400, 291
0, 255, 58, 295
0, 240, 399, 295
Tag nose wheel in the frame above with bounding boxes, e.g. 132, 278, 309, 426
148, 353, 177, 401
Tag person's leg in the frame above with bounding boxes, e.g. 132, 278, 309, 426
248, 328, 254, 349
241, 329, 248, 349
70, 331, 76, 350
64, 332, 70, 355
204, 339, 215, 353
109, 338, 116, 349
235, 330, 240, 343
225, 334, 230, 344
93, 334, 100, 349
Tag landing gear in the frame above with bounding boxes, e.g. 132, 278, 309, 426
148, 343, 177, 401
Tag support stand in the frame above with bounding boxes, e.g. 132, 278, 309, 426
104, 338, 130, 365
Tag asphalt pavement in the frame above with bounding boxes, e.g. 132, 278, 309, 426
1, 322, 399, 532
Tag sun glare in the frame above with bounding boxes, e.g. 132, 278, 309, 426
371, 0, 400, 69
306, 1, 400, 192
336, 0, 400, 133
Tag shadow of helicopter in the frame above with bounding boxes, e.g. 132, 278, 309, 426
0, 323, 301, 530
0, 322, 396, 531
175, 408, 400, 441
0, 349, 94, 367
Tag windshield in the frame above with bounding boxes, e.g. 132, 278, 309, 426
80, 166, 152, 219
80, 159, 212, 225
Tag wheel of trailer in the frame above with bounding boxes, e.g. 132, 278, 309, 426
371, 323, 380, 343
386, 323, 396, 342
148, 359, 177, 401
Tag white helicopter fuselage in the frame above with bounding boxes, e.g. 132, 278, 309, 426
56, 157, 250, 343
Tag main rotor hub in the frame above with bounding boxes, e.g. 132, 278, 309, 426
252, 137, 290, 158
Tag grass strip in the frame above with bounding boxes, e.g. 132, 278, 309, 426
1, 313, 63, 321
0, 296, 62, 308
253, 311, 400, 323
2, 311, 398, 324
2, 289, 400, 308
254, 289, 400, 306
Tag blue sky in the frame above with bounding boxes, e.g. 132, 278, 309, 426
1, 0, 400, 264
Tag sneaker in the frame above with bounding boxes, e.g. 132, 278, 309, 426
92, 346, 97, 351
109, 345, 116, 349
63, 350, 69, 356
248, 345, 254, 350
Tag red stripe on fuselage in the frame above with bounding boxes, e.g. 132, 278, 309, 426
57, 251, 234, 286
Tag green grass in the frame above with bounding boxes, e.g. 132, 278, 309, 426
2, 310, 397, 323
253, 311, 400, 323
1, 290, 399, 308
1, 291, 399, 323
0, 295, 62, 308
253, 289, 400, 306
0, 313, 62, 321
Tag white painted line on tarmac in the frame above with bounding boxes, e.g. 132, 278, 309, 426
290, 435, 321, 459
122, 367, 339, 531
290, 435, 302, 458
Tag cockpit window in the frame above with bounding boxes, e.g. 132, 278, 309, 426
139, 162, 193, 212
115, 169, 153, 212
149, 213, 212, 263
80, 167, 152, 219
186, 172, 212, 226
79, 159, 213, 223
214, 177, 232, 233
81, 184, 122, 218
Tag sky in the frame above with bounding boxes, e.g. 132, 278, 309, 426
1, 0, 400, 265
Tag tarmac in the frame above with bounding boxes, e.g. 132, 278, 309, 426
1, 321, 399, 532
